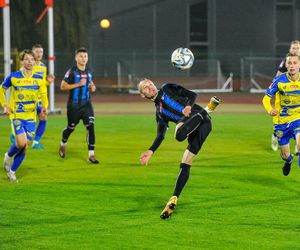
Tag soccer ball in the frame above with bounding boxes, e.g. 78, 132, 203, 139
171, 47, 194, 70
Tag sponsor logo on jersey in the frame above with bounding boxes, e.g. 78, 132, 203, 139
64, 71, 70, 78
81, 74, 87, 78
290, 85, 298, 88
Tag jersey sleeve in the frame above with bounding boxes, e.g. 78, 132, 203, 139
0, 74, 12, 107
39, 80, 49, 108
263, 78, 279, 113
0, 86, 7, 107
265, 78, 279, 97
63, 68, 74, 84
1, 73, 12, 89
164, 83, 197, 106
148, 121, 168, 152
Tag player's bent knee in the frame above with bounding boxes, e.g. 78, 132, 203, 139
175, 128, 186, 142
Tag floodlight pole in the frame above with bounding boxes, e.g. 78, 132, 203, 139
2, 0, 11, 78
37, 0, 59, 113
47, 1, 55, 113
1, 0, 11, 103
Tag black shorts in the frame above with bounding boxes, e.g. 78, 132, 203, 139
185, 104, 212, 154
67, 102, 94, 127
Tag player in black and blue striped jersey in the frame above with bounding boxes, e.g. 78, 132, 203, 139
138, 79, 220, 219
59, 47, 99, 164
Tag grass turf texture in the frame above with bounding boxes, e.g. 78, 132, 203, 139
1, 104, 300, 249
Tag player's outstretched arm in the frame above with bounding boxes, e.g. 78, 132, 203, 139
0, 86, 7, 108
262, 95, 278, 116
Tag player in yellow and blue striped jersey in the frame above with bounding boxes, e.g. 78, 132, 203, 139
270, 40, 300, 151
263, 53, 300, 176
31, 44, 55, 149
0, 50, 48, 182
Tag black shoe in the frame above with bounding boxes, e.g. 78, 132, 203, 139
282, 161, 291, 176
175, 113, 203, 142
88, 155, 99, 164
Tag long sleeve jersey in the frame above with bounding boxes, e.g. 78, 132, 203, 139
149, 83, 201, 152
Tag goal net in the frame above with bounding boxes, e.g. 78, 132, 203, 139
240, 56, 281, 93
115, 57, 233, 94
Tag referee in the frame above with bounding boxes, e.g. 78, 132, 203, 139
138, 79, 220, 219
59, 47, 99, 164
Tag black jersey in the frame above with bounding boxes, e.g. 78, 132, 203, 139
63, 66, 93, 107
154, 83, 197, 124
149, 83, 205, 152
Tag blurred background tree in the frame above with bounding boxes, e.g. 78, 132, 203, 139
1, 0, 90, 53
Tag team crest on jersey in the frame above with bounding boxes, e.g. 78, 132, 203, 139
275, 130, 283, 138
18, 94, 24, 100
283, 99, 291, 104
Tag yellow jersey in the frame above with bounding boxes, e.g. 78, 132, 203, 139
33, 61, 47, 82
0, 70, 48, 121
263, 72, 300, 124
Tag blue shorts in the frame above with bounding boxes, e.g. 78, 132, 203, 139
274, 120, 300, 146
11, 119, 36, 141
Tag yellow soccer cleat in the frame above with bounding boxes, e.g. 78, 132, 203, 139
160, 196, 178, 219
207, 96, 220, 112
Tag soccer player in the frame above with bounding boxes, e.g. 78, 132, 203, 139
31, 44, 55, 149
0, 50, 48, 182
263, 53, 300, 176
58, 47, 99, 164
138, 79, 220, 219
271, 40, 300, 151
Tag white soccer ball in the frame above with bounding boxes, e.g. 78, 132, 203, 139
171, 47, 194, 70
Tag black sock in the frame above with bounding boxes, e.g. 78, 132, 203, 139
173, 163, 191, 198
62, 127, 74, 143
86, 124, 95, 150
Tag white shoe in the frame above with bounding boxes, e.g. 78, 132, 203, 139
271, 134, 278, 151
4, 153, 12, 173
7, 170, 18, 182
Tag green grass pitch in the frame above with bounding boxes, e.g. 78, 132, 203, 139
1, 105, 300, 249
